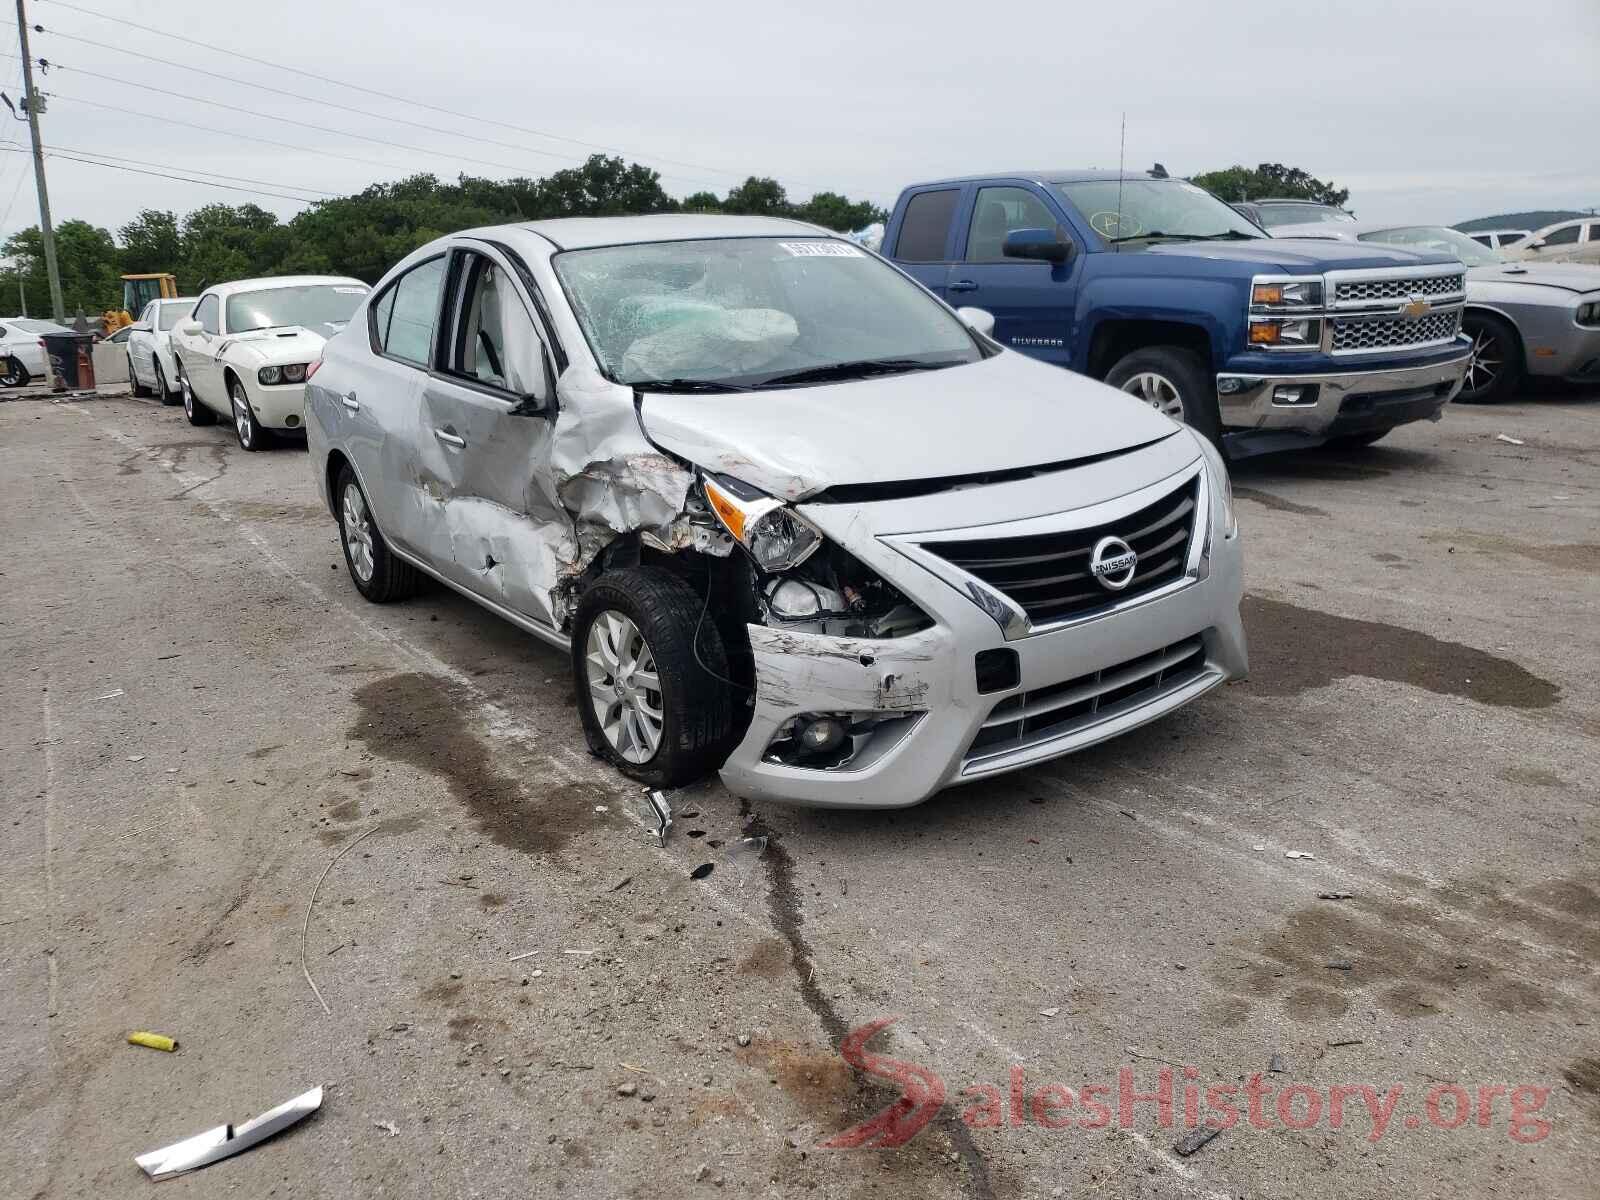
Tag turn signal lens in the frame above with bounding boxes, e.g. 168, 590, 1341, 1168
1249, 322, 1281, 345
702, 475, 823, 573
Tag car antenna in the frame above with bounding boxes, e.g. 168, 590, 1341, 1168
1113, 111, 1126, 252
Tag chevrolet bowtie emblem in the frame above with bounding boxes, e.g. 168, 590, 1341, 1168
1401, 295, 1429, 319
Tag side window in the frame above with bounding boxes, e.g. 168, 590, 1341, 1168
139, 303, 155, 325
445, 252, 547, 398
194, 295, 219, 334
1543, 224, 1581, 246
894, 189, 959, 262
375, 257, 446, 366
965, 186, 1060, 261
1587, 223, 1600, 244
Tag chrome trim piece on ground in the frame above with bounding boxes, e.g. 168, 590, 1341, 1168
135, 1086, 323, 1179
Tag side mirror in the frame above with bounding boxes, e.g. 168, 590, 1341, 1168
1002, 227, 1074, 264
956, 306, 996, 338
178, 319, 203, 336
1529, 239, 1545, 251
509, 343, 558, 418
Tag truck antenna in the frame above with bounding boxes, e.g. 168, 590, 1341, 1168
1114, 111, 1126, 251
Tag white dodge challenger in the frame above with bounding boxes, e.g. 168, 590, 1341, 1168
172, 275, 370, 449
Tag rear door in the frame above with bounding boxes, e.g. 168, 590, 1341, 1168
946, 183, 1081, 368
887, 186, 961, 300
414, 242, 563, 627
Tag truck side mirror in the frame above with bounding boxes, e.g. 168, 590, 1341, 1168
1002, 228, 1074, 264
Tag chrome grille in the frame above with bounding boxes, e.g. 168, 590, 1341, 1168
1334, 273, 1464, 304
1331, 310, 1460, 354
920, 477, 1199, 625
966, 636, 1210, 760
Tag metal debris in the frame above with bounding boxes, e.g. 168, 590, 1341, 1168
1318, 891, 1354, 901
95, 689, 125, 700
507, 949, 540, 962
1172, 1126, 1221, 1157
300, 826, 380, 1015
636, 790, 672, 847
373, 1119, 398, 1137
1495, 433, 1525, 445
135, 1085, 323, 1179
1284, 850, 1315, 860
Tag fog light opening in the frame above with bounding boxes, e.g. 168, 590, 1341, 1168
798, 716, 847, 755
764, 711, 921, 771
1271, 384, 1319, 407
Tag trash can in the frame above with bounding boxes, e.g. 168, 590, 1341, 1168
42, 331, 97, 391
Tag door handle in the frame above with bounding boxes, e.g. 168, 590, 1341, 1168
948, 279, 978, 293
341, 392, 359, 412
433, 428, 465, 448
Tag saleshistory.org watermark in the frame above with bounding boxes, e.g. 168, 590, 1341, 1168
820, 1018, 1555, 1149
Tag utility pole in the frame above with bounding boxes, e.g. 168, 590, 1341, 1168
15, 0, 63, 321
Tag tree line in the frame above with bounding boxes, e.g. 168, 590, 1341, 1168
0, 155, 887, 317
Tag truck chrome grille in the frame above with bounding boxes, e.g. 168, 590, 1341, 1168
966, 636, 1210, 759
920, 477, 1199, 625
1330, 310, 1460, 354
1334, 272, 1464, 304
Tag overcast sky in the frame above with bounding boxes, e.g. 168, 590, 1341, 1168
0, 0, 1595, 247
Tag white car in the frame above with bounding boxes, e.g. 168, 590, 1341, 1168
0, 316, 71, 386
1503, 217, 1600, 266
126, 297, 196, 404
172, 275, 370, 449
305, 216, 1246, 808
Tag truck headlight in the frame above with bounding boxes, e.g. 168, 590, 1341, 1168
1249, 317, 1322, 348
702, 474, 822, 573
1252, 280, 1323, 307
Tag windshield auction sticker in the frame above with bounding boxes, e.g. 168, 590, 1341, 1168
779, 242, 862, 257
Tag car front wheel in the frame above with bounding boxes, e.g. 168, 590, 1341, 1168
1105, 346, 1223, 447
230, 380, 271, 451
1458, 312, 1522, 404
572, 567, 736, 788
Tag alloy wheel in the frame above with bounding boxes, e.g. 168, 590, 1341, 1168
0, 359, 22, 387
154, 360, 168, 398
180, 370, 194, 417
341, 482, 375, 583
232, 386, 255, 448
585, 611, 663, 765
1119, 371, 1186, 421
1463, 327, 1502, 398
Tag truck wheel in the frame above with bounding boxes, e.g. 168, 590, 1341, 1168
571, 567, 736, 789
335, 463, 420, 603
1458, 312, 1522, 404
1105, 347, 1222, 446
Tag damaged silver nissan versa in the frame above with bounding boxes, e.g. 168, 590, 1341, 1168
305, 216, 1247, 807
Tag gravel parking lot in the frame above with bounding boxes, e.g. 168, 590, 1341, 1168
3, 387, 1596, 1198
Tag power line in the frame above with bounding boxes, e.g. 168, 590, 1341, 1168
34, 0, 750, 183
0, 144, 319, 203
36, 25, 738, 191
41, 142, 337, 197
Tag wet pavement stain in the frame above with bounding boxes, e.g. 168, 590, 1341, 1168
1565, 1057, 1600, 1096
1423, 530, 1600, 574
1241, 594, 1560, 708
1498, 765, 1564, 787
1232, 487, 1329, 518
349, 671, 602, 860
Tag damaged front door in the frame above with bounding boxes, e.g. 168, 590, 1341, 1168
416, 244, 565, 627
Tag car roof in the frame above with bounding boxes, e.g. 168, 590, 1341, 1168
1253, 198, 1342, 207
202, 275, 367, 298
903, 169, 1170, 188
511, 214, 827, 250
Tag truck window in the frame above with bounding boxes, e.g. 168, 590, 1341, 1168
965, 187, 1059, 261
895, 190, 959, 262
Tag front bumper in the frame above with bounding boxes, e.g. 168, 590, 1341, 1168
1216, 348, 1469, 439
716, 438, 1247, 808
245, 382, 309, 430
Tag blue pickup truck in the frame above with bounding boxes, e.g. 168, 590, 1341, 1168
883, 170, 1472, 455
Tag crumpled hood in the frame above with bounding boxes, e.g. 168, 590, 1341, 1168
1470, 261, 1600, 295
220, 326, 337, 364
638, 350, 1181, 500
1147, 237, 1454, 272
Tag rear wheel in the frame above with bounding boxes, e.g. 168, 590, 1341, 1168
0, 356, 28, 387
179, 365, 214, 426
1105, 346, 1223, 447
335, 463, 420, 603
127, 355, 150, 397
154, 358, 179, 406
1458, 312, 1522, 404
572, 567, 736, 788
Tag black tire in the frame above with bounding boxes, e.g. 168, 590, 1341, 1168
128, 355, 151, 397
1325, 427, 1392, 450
179, 365, 215, 425
571, 567, 736, 789
229, 378, 272, 451
334, 463, 420, 603
1104, 346, 1223, 447
0, 356, 28, 387
1458, 312, 1522, 404
154, 358, 179, 406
